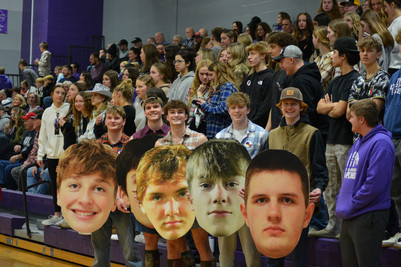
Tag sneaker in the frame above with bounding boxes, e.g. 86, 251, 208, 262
42, 215, 63, 226
394, 240, 401, 249
308, 227, 319, 237
308, 228, 338, 239
135, 232, 145, 244
111, 234, 119, 241
56, 219, 71, 229
382, 232, 401, 247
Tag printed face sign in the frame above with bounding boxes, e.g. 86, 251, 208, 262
136, 145, 195, 240
140, 168, 195, 240
186, 140, 249, 237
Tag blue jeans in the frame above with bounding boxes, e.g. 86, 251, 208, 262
26, 167, 51, 194
91, 210, 142, 267
310, 195, 328, 230
0, 160, 23, 189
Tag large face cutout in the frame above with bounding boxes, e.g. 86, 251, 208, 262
240, 170, 314, 259
189, 174, 245, 237
140, 168, 195, 240
126, 169, 154, 228
187, 140, 248, 237
57, 172, 116, 233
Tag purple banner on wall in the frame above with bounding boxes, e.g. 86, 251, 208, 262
0, 9, 7, 34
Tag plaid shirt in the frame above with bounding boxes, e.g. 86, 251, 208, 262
201, 82, 237, 139
25, 132, 39, 165
315, 52, 335, 92
156, 128, 207, 150
131, 123, 170, 139
215, 120, 269, 159
97, 133, 130, 154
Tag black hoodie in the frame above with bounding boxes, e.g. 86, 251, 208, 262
292, 62, 328, 140
240, 67, 274, 127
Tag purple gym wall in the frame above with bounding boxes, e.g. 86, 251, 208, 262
21, 0, 103, 69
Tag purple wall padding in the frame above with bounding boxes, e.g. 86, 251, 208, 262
0, 213, 25, 236
21, 0, 103, 67
21, 0, 33, 63
0, 189, 54, 215
44, 225, 125, 263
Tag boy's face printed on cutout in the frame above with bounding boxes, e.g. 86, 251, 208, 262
189, 174, 245, 237
126, 169, 154, 229
57, 172, 116, 233
240, 170, 314, 259
140, 167, 195, 240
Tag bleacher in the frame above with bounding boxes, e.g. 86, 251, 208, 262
1, 188, 400, 266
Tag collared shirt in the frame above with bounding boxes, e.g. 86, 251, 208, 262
201, 82, 237, 138
90, 62, 107, 84
156, 128, 206, 150
315, 52, 335, 91
215, 120, 269, 159
97, 133, 130, 154
132, 123, 170, 139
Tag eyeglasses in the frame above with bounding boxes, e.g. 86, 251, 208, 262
173, 60, 184, 65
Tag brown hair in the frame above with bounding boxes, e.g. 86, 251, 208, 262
136, 145, 191, 203
349, 98, 379, 127
226, 92, 250, 108
57, 140, 118, 195
357, 36, 383, 52
163, 99, 189, 116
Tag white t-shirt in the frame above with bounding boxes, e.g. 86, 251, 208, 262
388, 16, 401, 69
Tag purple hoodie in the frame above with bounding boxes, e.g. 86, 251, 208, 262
336, 124, 395, 220
0, 74, 12, 90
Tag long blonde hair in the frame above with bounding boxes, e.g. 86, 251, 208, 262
369, 0, 389, 25
361, 10, 394, 48
344, 12, 361, 38
227, 43, 249, 68
208, 61, 238, 90
114, 78, 134, 102
189, 60, 213, 104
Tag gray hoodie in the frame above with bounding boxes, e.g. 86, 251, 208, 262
167, 71, 195, 103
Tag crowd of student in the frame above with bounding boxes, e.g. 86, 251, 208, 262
1, 0, 401, 266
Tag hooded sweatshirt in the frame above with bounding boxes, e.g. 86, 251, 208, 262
384, 69, 401, 138
336, 124, 394, 220
37, 102, 70, 160
0, 74, 12, 89
240, 67, 274, 127
292, 62, 328, 137
167, 71, 195, 103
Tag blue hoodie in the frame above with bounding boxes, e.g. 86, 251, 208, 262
336, 124, 394, 220
384, 69, 401, 138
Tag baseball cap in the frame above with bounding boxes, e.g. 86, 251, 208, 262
194, 32, 204, 38
333, 37, 359, 53
22, 110, 43, 120
272, 45, 303, 61
131, 37, 142, 43
280, 87, 303, 102
118, 39, 128, 46
340, 0, 361, 6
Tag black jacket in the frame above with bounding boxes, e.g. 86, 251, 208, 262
292, 63, 329, 139
240, 68, 274, 127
